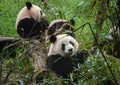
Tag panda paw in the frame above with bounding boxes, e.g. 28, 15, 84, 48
73, 50, 89, 64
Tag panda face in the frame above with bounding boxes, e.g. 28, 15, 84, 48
61, 40, 75, 55
48, 34, 79, 57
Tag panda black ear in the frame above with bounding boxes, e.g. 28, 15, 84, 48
69, 19, 75, 26
50, 35, 57, 43
26, 2, 32, 10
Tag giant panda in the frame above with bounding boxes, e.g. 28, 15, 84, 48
47, 19, 75, 37
91, 26, 120, 59
16, 2, 49, 39
101, 26, 120, 59
46, 34, 79, 78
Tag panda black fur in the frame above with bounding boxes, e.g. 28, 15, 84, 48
47, 19, 75, 37
47, 34, 79, 78
91, 26, 120, 59
16, 2, 49, 39
99, 26, 120, 59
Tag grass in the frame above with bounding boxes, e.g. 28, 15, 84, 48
0, 0, 120, 85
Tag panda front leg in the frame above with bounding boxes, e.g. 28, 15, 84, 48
17, 18, 36, 38
72, 50, 89, 67
47, 54, 73, 78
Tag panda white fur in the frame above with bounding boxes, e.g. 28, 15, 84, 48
98, 26, 120, 59
47, 34, 79, 78
91, 26, 120, 59
16, 2, 49, 39
47, 19, 75, 37
106, 26, 120, 40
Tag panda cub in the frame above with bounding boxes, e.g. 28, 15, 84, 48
47, 19, 75, 37
98, 26, 120, 59
16, 2, 49, 39
47, 34, 79, 78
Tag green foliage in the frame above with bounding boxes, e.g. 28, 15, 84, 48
0, 0, 120, 85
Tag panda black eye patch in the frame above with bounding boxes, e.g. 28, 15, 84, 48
40, 11, 42, 15
61, 43, 65, 51
70, 41, 74, 46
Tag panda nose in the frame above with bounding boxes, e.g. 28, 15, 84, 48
69, 48, 73, 52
